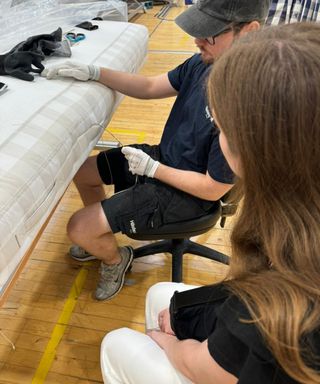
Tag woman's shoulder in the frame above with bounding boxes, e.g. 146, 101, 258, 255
208, 286, 320, 383
216, 292, 271, 357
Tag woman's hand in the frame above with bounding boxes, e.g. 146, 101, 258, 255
147, 308, 176, 351
147, 329, 177, 351
158, 308, 175, 335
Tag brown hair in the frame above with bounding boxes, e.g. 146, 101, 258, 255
208, 23, 320, 383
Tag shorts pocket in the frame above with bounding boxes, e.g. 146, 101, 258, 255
118, 202, 159, 234
149, 204, 162, 229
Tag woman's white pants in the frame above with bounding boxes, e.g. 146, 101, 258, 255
100, 282, 197, 384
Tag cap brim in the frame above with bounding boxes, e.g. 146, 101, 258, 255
175, 4, 228, 39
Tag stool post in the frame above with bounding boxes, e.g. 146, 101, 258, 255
171, 239, 188, 282
172, 252, 183, 282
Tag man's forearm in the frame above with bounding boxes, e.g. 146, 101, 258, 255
154, 163, 233, 201
99, 68, 176, 99
99, 67, 151, 98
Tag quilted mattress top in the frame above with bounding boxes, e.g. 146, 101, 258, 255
0, 20, 148, 259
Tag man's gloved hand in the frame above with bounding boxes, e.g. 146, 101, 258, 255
41, 61, 100, 81
0, 51, 44, 81
121, 146, 160, 178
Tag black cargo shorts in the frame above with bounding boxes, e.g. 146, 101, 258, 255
97, 144, 217, 234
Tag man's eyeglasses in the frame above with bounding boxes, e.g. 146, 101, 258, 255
204, 28, 232, 45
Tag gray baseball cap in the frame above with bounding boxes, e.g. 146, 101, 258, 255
175, 0, 270, 38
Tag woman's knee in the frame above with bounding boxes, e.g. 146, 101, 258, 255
145, 282, 183, 328
101, 328, 147, 380
101, 328, 191, 384
146, 282, 185, 306
145, 282, 199, 322
101, 328, 130, 357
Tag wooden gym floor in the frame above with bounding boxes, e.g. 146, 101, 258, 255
0, 4, 232, 383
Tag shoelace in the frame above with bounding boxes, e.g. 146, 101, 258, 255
100, 263, 119, 281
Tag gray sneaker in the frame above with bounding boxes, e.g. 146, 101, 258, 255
69, 245, 97, 261
95, 246, 134, 301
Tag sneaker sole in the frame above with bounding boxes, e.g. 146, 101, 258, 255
70, 254, 97, 262
95, 246, 134, 301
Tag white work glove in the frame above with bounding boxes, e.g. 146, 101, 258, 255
41, 60, 100, 81
121, 146, 160, 178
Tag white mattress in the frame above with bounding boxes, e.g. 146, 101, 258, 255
0, 20, 148, 292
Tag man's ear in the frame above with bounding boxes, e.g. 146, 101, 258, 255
240, 21, 261, 35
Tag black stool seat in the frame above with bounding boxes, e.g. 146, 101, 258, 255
127, 207, 230, 282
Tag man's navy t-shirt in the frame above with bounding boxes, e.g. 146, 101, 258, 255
159, 54, 234, 185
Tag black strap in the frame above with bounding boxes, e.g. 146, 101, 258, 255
75, 21, 99, 31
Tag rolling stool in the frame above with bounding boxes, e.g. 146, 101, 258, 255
126, 199, 237, 282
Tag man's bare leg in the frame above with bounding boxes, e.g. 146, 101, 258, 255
67, 202, 119, 263
73, 156, 106, 206
67, 203, 133, 300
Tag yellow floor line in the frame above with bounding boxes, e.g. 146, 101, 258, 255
31, 265, 89, 384
108, 128, 146, 144
32, 129, 144, 383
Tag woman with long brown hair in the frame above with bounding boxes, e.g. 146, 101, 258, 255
100, 23, 320, 384
207, 21, 320, 383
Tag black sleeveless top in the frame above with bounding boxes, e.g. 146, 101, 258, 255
170, 284, 320, 383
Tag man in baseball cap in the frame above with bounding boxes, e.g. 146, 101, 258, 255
42, 1, 270, 303
176, 0, 269, 38
174, 0, 270, 63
